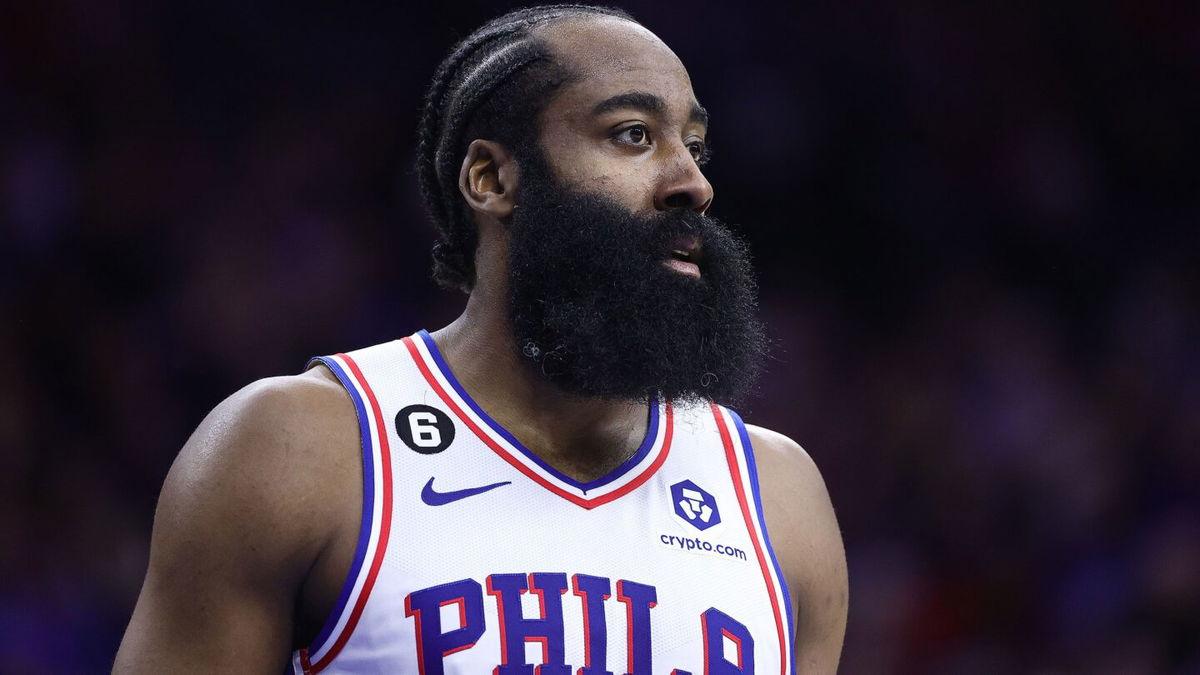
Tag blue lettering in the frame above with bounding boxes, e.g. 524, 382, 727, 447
616, 580, 657, 674
701, 608, 754, 674
404, 579, 487, 675
572, 574, 614, 675
486, 572, 571, 675
408, 573, 751, 674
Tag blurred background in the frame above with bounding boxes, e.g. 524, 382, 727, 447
3, 1, 1197, 672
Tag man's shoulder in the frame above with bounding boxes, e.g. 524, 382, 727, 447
743, 423, 820, 483
739, 422, 839, 578
739, 422, 834, 546
190, 367, 357, 477
234, 366, 350, 416
156, 367, 361, 565
114, 370, 363, 671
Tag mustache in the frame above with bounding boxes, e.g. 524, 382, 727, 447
629, 205, 713, 233
642, 210, 723, 268
537, 185, 716, 234
582, 202, 720, 253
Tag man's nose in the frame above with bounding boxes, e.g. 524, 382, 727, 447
653, 143, 713, 213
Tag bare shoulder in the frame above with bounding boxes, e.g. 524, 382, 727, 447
743, 424, 833, 530
114, 367, 360, 672
158, 365, 361, 588
161, 367, 357, 545
744, 424, 820, 480
742, 424, 838, 570
172, 366, 355, 494
743, 424, 848, 674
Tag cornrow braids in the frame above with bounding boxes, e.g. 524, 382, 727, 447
416, 4, 637, 292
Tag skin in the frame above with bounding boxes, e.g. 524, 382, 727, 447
114, 15, 847, 674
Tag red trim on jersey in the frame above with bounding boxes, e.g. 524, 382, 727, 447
572, 573, 610, 671
711, 403, 789, 675
441, 596, 468, 634
402, 336, 672, 509
722, 628, 745, 669
403, 594, 428, 675
485, 575, 510, 669
615, 580, 656, 675
306, 353, 395, 673
616, 581, 636, 675
527, 574, 552, 664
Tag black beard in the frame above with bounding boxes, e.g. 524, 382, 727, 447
505, 151, 766, 406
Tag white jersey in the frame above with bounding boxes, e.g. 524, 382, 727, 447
290, 330, 794, 674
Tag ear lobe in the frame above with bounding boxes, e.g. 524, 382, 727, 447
458, 139, 517, 221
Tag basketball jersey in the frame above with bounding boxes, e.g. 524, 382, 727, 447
290, 330, 795, 674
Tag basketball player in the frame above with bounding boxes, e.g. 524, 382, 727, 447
115, 5, 847, 673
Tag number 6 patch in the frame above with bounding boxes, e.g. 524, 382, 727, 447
395, 404, 456, 454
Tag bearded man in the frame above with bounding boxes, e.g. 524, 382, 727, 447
115, 5, 847, 673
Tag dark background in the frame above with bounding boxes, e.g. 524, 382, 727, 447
3, 1, 1198, 672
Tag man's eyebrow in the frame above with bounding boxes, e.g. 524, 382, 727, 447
592, 91, 710, 127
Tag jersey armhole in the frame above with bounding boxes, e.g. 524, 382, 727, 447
293, 354, 392, 673
715, 405, 798, 674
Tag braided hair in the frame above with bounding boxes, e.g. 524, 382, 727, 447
416, 4, 637, 292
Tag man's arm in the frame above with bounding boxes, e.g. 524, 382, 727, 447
113, 372, 359, 673
747, 425, 848, 674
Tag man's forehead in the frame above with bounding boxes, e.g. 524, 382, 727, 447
536, 16, 699, 112
537, 16, 681, 72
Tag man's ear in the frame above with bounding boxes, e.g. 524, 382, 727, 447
458, 139, 518, 222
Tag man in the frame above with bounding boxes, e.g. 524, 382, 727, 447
115, 5, 847, 673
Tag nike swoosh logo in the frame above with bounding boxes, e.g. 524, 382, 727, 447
420, 477, 511, 506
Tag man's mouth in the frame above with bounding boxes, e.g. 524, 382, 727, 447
663, 234, 703, 278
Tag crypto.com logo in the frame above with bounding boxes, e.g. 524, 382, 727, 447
670, 480, 721, 531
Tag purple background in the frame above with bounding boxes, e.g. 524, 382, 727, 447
3, 1, 1197, 672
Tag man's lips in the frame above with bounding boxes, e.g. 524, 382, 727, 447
664, 234, 702, 278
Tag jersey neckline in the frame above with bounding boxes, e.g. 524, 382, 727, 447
401, 329, 674, 509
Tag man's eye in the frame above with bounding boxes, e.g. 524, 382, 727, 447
688, 140, 712, 166
616, 125, 652, 146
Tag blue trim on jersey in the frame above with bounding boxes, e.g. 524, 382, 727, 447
729, 408, 796, 673
305, 356, 376, 656
417, 329, 660, 492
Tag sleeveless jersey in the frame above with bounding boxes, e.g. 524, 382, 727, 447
290, 330, 795, 674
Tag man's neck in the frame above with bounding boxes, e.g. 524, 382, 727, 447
429, 292, 649, 483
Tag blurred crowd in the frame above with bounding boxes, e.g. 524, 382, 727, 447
3, 1, 1196, 672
